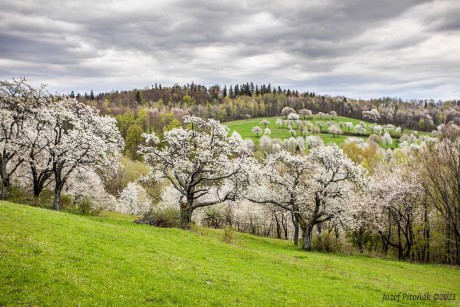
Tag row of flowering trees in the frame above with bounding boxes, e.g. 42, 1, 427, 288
140, 115, 366, 250
138, 114, 460, 264
0, 79, 124, 209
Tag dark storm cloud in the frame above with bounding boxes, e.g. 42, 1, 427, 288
0, 0, 459, 99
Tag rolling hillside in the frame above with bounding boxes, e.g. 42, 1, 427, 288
0, 202, 458, 306
225, 116, 428, 146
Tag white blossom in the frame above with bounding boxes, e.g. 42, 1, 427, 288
305, 136, 324, 148
362, 109, 380, 122
251, 126, 262, 137
328, 124, 342, 137
117, 182, 152, 215
276, 118, 283, 127
382, 132, 393, 147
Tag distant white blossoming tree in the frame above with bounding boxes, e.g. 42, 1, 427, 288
299, 109, 312, 119
382, 132, 393, 148
362, 109, 380, 123
260, 119, 270, 129
117, 182, 152, 215
276, 118, 283, 128
328, 124, 342, 137
281, 107, 295, 118
252, 126, 262, 138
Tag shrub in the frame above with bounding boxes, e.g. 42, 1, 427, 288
60, 194, 73, 210
76, 197, 101, 216
222, 226, 236, 243
203, 208, 224, 228
313, 231, 343, 253
135, 208, 181, 228
62, 196, 102, 216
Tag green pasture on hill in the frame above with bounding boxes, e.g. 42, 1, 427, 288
224, 116, 429, 147
0, 201, 458, 306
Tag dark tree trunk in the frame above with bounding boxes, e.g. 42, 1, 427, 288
423, 200, 430, 262
282, 214, 288, 240
293, 222, 299, 246
53, 184, 63, 210
1, 177, 9, 200
274, 214, 282, 239
180, 202, 193, 229
354, 229, 364, 252
31, 163, 53, 207
397, 226, 403, 260
301, 225, 314, 251
33, 184, 42, 206
52, 163, 64, 211
316, 224, 323, 248
0, 153, 23, 200
291, 211, 299, 246
0, 157, 10, 200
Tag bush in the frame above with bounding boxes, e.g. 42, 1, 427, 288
76, 197, 103, 216
77, 198, 92, 215
203, 208, 224, 228
135, 208, 181, 228
60, 194, 73, 210
62, 196, 102, 216
222, 226, 236, 244
7, 186, 54, 208
313, 231, 343, 253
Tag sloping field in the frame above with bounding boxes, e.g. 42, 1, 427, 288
0, 202, 458, 306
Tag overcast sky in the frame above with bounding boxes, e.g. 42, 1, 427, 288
1, 0, 459, 100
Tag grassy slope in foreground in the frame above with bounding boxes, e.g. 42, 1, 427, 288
0, 202, 459, 306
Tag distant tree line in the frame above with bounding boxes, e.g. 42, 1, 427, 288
74, 82, 459, 129
69, 82, 459, 159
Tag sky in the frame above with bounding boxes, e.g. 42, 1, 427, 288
1, 0, 459, 100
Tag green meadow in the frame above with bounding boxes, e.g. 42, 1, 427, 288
225, 116, 428, 147
1, 201, 458, 306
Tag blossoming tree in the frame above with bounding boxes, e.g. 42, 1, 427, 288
246, 145, 365, 250
141, 116, 252, 229
0, 79, 50, 199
